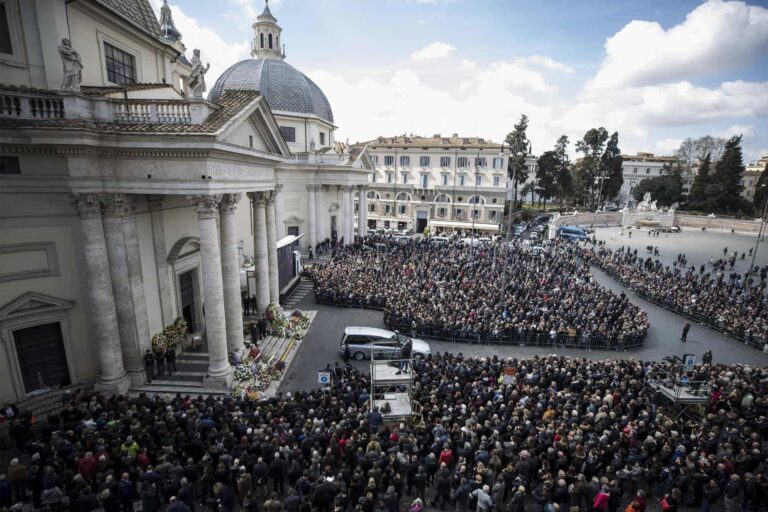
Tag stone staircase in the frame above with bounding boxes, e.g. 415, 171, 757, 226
283, 277, 314, 309
130, 310, 317, 398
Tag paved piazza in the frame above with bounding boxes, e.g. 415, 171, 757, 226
281, 228, 768, 393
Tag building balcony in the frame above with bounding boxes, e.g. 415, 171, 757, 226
291, 152, 348, 164
0, 85, 216, 125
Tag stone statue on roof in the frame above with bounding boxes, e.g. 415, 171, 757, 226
188, 49, 210, 99
59, 38, 83, 92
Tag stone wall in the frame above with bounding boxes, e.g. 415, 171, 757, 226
552, 212, 622, 227
676, 214, 762, 234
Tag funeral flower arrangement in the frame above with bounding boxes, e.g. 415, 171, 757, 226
230, 306, 311, 400
151, 318, 188, 352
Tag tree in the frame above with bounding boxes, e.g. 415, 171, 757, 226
677, 135, 726, 174
505, 114, 530, 208
553, 135, 571, 208
709, 135, 746, 214
631, 165, 683, 207
753, 164, 768, 213
536, 150, 559, 208
575, 127, 609, 208
688, 152, 712, 208
600, 131, 623, 206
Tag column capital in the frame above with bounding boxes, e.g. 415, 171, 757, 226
72, 193, 103, 219
218, 193, 242, 215
306, 184, 318, 192
102, 193, 134, 217
147, 194, 164, 210
248, 191, 267, 207
274, 184, 283, 195
340, 185, 352, 192
188, 194, 222, 219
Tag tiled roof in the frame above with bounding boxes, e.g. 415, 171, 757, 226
360, 134, 502, 149
93, 0, 161, 37
0, 90, 260, 135
209, 59, 334, 123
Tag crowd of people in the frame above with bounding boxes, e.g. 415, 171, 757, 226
308, 238, 649, 348
1, 354, 766, 512
580, 244, 768, 347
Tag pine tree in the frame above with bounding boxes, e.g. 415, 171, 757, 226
600, 131, 623, 207
688, 152, 711, 210
710, 135, 745, 214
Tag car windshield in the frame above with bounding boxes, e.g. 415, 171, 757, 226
392, 333, 408, 344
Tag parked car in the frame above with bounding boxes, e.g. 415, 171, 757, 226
659, 225, 681, 233
339, 327, 431, 360
429, 235, 451, 244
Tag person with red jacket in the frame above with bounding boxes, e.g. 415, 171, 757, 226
438, 444, 453, 468
76, 452, 98, 482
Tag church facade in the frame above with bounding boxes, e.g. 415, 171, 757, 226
0, 0, 371, 405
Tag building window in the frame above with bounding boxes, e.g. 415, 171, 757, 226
441, 174, 448, 185
248, 135, 253, 148
472, 209, 480, 219
455, 208, 463, 218
384, 155, 394, 166
0, 3, 12, 54
319, 132, 326, 146
492, 157, 504, 169
268, 33, 273, 49
279, 126, 296, 142
633, 167, 637, 173
385, 205, 391, 214
493, 176, 500, 187
646, 169, 650, 174
104, 42, 137, 84
386, 172, 393, 183
369, 204, 376, 213
400, 155, 410, 167
475, 157, 487, 167
458, 175, 465, 186
0, 155, 21, 174
420, 156, 430, 167
420, 174, 428, 188
370, 173, 377, 183
437, 207, 447, 217
475, 175, 482, 186
400, 172, 408, 184
260, 33, 264, 48
287, 226, 300, 236
489, 211, 497, 221
457, 157, 469, 168
371, 155, 379, 166
440, 156, 451, 167
399, 205, 406, 215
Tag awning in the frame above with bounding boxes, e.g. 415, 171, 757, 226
277, 233, 305, 249
429, 220, 500, 231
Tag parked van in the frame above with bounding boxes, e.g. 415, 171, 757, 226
339, 327, 431, 360
557, 225, 588, 241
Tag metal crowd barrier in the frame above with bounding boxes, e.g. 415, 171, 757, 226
594, 262, 767, 349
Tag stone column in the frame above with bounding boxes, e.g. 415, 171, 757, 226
73, 194, 131, 395
219, 193, 245, 354
148, 196, 174, 326
307, 184, 317, 252
358, 186, 367, 239
102, 194, 150, 386
188, 195, 231, 387
249, 192, 270, 314
265, 189, 280, 303
345, 186, 354, 242
339, 186, 348, 244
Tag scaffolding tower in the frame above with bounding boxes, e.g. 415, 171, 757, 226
648, 363, 712, 421
370, 349, 419, 423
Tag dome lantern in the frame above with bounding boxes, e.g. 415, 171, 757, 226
251, 0, 285, 61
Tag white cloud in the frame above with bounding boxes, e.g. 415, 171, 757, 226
410, 41, 456, 60
519, 54, 574, 74
714, 124, 754, 139
460, 59, 476, 70
148, 0, 250, 91
588, 0, 768, 90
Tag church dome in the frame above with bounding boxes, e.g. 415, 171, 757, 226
208, 59, 334, 123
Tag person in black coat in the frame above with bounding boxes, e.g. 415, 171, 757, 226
166, 496, 191, 512
432, 473, 452, 511
177, 478, 195, 512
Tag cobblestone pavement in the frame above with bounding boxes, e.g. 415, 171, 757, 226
280, 230, 768, 393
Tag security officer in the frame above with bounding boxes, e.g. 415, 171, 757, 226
144, 350, 155, 383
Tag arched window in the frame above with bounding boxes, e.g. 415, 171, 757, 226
434, 194, 451, 203
260, 33, 264, 48
395, 192, 411, 201
366, 191, 380, 200
468, 195, 486, 204
268, 33, 273, 49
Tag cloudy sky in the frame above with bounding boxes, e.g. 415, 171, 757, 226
149, 0, 768, 162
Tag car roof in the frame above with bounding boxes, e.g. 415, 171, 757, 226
344, 326, 395, 337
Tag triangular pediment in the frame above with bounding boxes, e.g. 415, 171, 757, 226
282, 215, 304, 224
217, 95, 291, 158
0, 292, 74, 321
